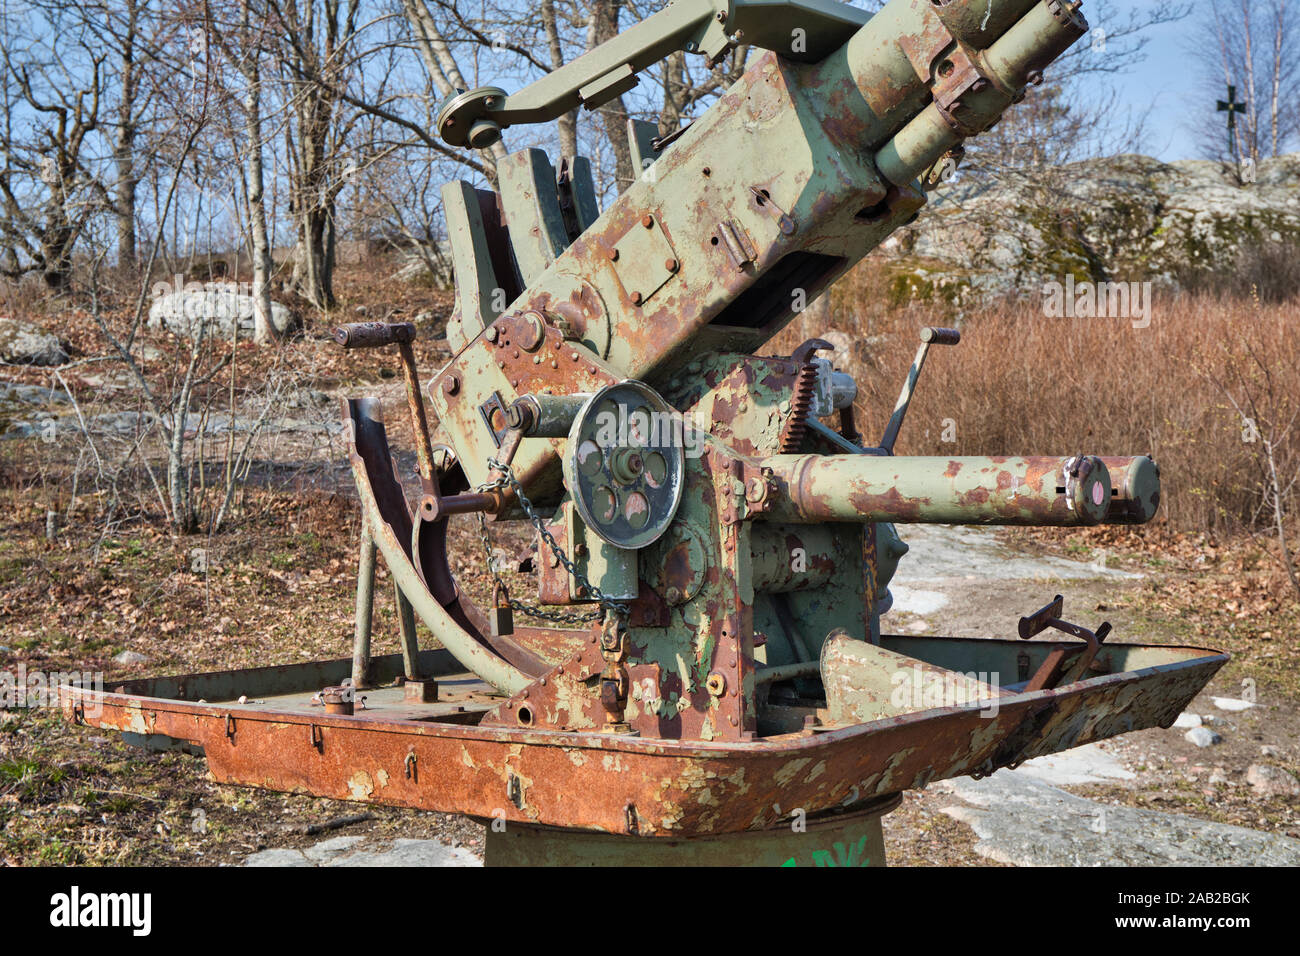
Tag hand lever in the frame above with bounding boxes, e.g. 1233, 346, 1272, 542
879, 326, 960, 454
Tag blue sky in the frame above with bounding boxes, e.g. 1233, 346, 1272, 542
1102, 1, 1207, 161
1124, 20, 1196, 158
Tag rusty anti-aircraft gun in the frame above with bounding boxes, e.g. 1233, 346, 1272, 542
64, 0, 1226, 865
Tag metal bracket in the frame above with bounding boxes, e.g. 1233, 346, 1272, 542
1017, 594, 1112, 692
478, 391, 511, 448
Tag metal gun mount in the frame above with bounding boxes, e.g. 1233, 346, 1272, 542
64, 0, 1224, 867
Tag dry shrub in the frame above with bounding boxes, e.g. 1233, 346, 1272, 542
777, 271, 1300, 536
1179, 240, 1300, 305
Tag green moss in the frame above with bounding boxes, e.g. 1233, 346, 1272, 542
885, 266, 972, 309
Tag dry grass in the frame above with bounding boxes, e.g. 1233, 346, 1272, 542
2, 258, 1298, 865
779, 262, 1300, 538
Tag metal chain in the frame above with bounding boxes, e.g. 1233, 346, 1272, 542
476, 458, 630, 623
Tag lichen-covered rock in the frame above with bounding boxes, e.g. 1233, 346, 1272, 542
881, 153, 1300, 303
1246, 764, 1300, 798
0, 316, 68, 366
147, 282, 295, 339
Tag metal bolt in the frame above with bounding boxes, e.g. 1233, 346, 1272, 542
631, 292, 644, 305
485, 327, 498, 342
641, 214, 654, 228
665, 258, 679, 272
443, 375, 460, 395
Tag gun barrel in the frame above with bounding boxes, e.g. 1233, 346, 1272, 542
760, 454, 1120, 526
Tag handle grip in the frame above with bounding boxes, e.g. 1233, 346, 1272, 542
333, 322, 416, 350
920, 327, 961, 346
1018, 594, 1064, 639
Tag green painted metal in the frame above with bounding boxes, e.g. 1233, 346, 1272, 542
351, 520, 377, 688
442, 180, 505, 349
435, 0, 875, 149
348, 400, 533, 696
482, 797, 895, 867
760, 454, 1113, 525
563, 155, 602, 233
497, 148, 572, 284
626, 118, 662, 181
60, 1, 1232, 864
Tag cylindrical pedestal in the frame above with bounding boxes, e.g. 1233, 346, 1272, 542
483, 795, 900, 867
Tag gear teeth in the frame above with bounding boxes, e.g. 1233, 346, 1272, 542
779, 363, 819, 454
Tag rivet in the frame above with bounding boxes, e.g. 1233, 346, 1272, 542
641, 214, 654, 228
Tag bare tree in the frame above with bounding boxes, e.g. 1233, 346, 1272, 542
203, 0, 280, 340
1196, 0, 1300, 168
0, 5, 107, 291
254, 0, 364, 310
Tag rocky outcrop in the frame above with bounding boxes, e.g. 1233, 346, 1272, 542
147, 282, 295, 339
878, 153, 1300, 304
0, 316, 69, 366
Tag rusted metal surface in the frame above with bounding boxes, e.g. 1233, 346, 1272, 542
64, 1, 1230, 857
483, 796, 898, 866
760, 455, 1115, 525
61, 636, 1225, 836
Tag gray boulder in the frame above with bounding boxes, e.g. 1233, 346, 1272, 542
0, 316, 68, 366
148, 283, 294, 339
881, 152, 1300, 304
1246, 764, 1300, 798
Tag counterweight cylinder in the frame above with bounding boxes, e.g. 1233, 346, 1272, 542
760, 455, 1115, 526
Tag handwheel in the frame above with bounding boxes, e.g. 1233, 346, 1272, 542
562, 380, 685, 550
